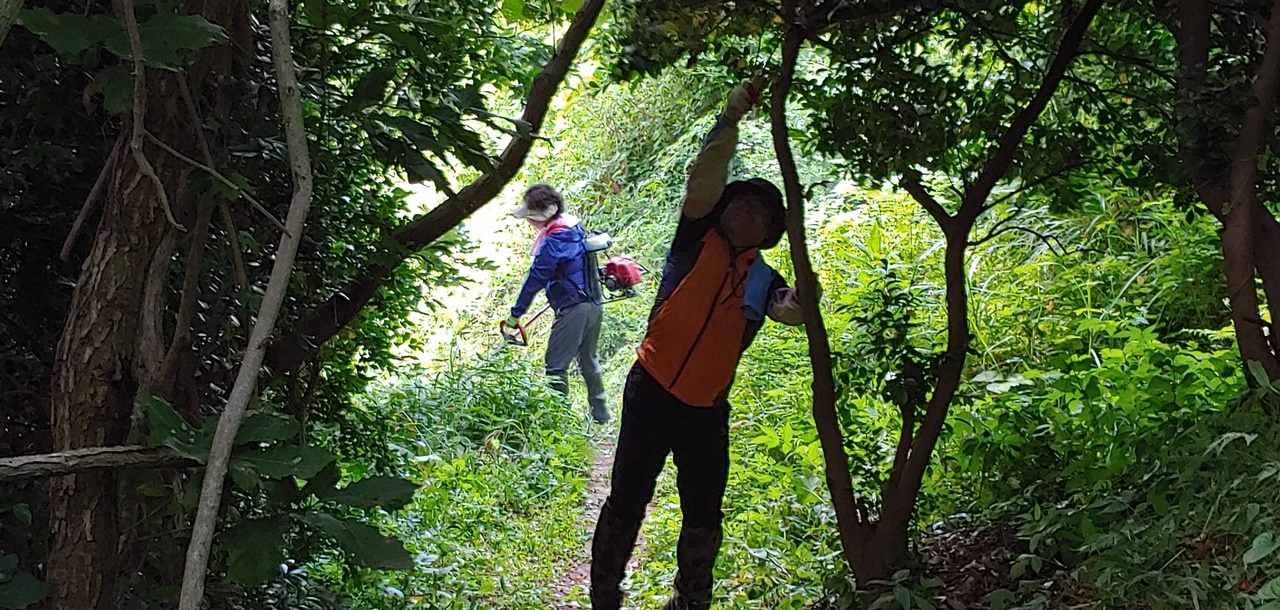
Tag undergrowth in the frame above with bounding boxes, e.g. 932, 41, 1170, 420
313, 352, 592, 609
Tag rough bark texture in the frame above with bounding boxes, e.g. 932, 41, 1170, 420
264, 0, 607, 378
48, 111, 176, 610
1175, 0, 1280, 380
0, 446, 193, 480
0, 0, 20, 47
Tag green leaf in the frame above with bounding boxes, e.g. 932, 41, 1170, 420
1260, 575, 1280, 600
500, 0, 525, 21
235, 444, 335, 480
988, 589, 1016, 610
1249, 360, 1277, 391
0, 556, 16, 574
141, 392, 207, 460
0, 572, 49, 610
235, 412, 299, 445
558, 0, 583, 12
220, 517, 288, 587
401, 150, 455, 196
300, 513, 413, 569
1245, 532, 1280, 566
18, 8, 120, 56
323, 476, 420, 511
99, 13, 226, 67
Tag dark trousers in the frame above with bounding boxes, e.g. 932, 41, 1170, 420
590, 362, 729, 610
544, 301, 608, 419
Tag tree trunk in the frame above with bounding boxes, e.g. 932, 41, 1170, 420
1254, 207, 1280, 359
0, 0, 20, 47
48, 134, 176, 610
769, 15, 874, 582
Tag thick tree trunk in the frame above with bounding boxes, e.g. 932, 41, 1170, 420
48, 136, 175, 610
1175, 0, 1280, 381
770, 16, 875, 582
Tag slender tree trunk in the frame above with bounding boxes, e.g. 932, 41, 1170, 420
769, 14, 875, 581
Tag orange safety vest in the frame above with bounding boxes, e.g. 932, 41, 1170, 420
636, 232, 758, 407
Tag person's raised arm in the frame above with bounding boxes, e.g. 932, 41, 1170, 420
681, 81, 762, 219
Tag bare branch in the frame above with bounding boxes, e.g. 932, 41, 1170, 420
121, 0, 184, 232
146, 131, 289, 235
178, 0, 315, 604
0, 446, 196, 481
61, 132, 125, 260
970, 224, 1067, 255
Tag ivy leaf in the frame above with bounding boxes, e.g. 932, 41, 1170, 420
0, 555, 16, 573
0, 572, 49, 610
234, 444, 335, 479
220, 517, 288, 587
83, 66, 134, 114
322, 476, 420, 511
18, 9, 120, 56
99, 13, 226, 67
559, 0, 584, 12
299, 513, 413, 569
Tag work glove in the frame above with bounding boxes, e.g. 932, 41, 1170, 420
504, 315, 521, 328
724, 79, 764, 121
767, 287, 804, 326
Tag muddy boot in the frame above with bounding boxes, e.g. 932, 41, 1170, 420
584, 371, 609, 423
663, 525, 723, 610
590, 502, 643, 610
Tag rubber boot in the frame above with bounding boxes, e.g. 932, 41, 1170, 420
548, 371, 570, 399
584, 371, 609, 423
590, 501, 644, 610
662, 525, 723, 610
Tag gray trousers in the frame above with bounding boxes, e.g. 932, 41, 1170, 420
545, 301, 607, 418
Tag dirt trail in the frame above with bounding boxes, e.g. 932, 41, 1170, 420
550, 437, 645, 608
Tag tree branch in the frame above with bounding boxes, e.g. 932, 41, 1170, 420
146, 131, 289, 235
121, 0, 184, 232
0, 446, 196, 481
178, 0, 315, 604
263, 0, 606, 378
61, 132, 125, 260
1228, 0, 1280, 215
963, 0, 1103, 217
900, 169, 950, 226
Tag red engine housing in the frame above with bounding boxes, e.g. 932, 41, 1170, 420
603, 256, 644, 292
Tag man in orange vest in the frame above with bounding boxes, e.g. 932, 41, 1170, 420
589, 81, 805, 610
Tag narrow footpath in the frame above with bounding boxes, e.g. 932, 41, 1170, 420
550, 437, 646, 608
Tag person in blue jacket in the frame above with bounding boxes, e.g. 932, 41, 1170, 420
506, 184, 609, 423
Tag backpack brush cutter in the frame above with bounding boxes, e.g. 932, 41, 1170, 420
498, 232, 648, 347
